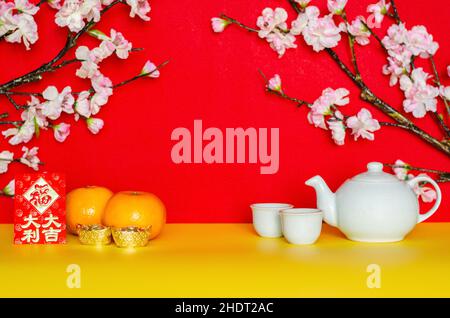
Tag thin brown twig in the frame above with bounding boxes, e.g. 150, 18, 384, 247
390, 0, 402, 24
384, 163, 450, 182
258, 69, 311, 106
5, 94, 26, 110
342, 11, 361, 80
2, 91, 42, 97
360, 20, 386, 51
0, 120, 23, 125
430, 55, 450, 117
379, 121, 409, 130
220, 14, 259, 33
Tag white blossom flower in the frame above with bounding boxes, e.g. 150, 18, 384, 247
2, 120, 35, 145
367, 0, 390, 24
267, 74, 282, 92
74, 91, 92, 119
256, 7, 288, 39
55, 0, 102, 32
125, 0, 151, 21
327, 0, 348, 15
0, 151, 14, 174
211, 17, 229, 33
347, 16, 371, 46
93, 29, 133, 60
327, 111, 346, 145
399, 68, 439, 118
21, 96, 47, 128
302, 13, 342, 52
141, 60, 160, 78
75, 46, 99, 79
3, 12, 38, 50
41, 86, 74, 120
20, 146, 40, 170
266, 30, 297, 57
346, 108, 381, 141
86, 117, 104, 134
53, 122, 71, 142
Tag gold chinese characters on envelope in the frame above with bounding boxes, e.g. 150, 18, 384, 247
14, 173, 66, 244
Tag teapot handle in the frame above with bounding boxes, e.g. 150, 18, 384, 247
407, 176, 442, 223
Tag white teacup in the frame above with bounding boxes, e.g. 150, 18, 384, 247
251, 203, 293, 238
280, 208, 323, 245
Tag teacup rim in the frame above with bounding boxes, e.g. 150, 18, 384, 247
251, 203, 294, 209
279, 208, 322, 215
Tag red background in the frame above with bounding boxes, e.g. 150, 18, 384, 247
0, 0, 449, 223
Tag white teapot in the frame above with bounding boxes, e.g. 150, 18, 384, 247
305, 162, 442, 242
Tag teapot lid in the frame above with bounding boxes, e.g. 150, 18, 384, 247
351, 162, 399, 183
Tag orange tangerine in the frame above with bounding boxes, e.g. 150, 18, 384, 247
66, 186, 114, 235
102, 191, 166, 239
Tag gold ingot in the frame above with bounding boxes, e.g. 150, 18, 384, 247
111, 226, 151, 248
78, 225, 112, 245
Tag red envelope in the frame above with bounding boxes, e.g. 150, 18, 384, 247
14, 173, 66, 245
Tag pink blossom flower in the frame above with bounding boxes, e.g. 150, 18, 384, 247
75, 46, 99, 79
91, 72, 113, 96
266, 30, 297, 57
54, 0, 101, 32
3, 12, 39, 50
14, 0, 39, 14
267, 74, 282, 92
92, 41, 115, 61
0, 150, 14, 174
382, 23, 408, 52
53, 123, 71, 142
367, 0, 390, 24
20, 146, 40, 170
392, 159, 410, 181
295, 0, 311, 8
2, 120, 35, 145
211, 17, 229, 33
86, 117, 104, 134
382, 47, 412, 86
0, 1, 14, 37
346, 108, 380, 141
347, 16, 370, 46
90, 72, 113, 114
21, 96, 47, 128
440, 86, 450, 101
308, 88, 349, 129
327, 0, 347, 15
74, 91, 93, 119
399, 68, 439, 118
327, 112, 346, 145
290, 6, 319, 36
2, 179, 15, 196
412, 174, 437, 203
406, 26, 438, 58
81, 0, 102, 22
141, 60, 160, 78
41, 86, 74, 120
99, 29, 133, 59
256, 7, 288, 39
302, 14, 342, 52
126, 0, 151, 21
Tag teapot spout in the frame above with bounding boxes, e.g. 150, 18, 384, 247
305, 175, 337, 227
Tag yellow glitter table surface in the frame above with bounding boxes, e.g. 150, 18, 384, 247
1, 223, 450, 298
